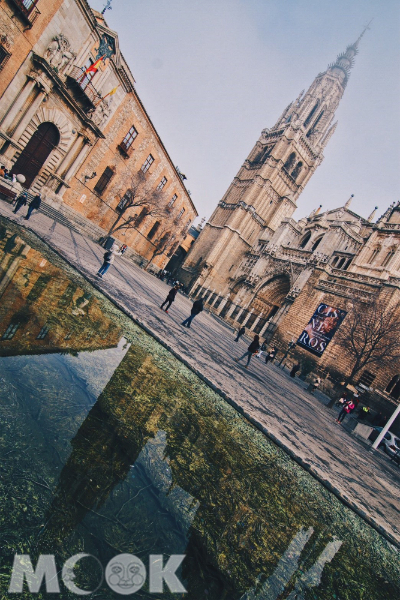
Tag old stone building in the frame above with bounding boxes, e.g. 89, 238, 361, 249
0, 0, 197, 268
180, 33, 400, 406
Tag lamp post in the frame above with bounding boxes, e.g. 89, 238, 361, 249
279, 340, 296, 366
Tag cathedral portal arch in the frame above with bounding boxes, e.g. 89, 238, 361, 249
247, 274, 291, 332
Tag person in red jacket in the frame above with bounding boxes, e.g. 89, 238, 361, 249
235, 335, 260, 369
336, 399, 355, 424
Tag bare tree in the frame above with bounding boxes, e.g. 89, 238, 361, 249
105, 170, 164, 238
336, 297, 400, 384
144, 209, 187, 271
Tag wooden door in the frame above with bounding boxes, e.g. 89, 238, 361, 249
11, 122, 60, 188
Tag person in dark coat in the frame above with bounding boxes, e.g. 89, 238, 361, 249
235, 326, 246, 342
290, 362, 301, 378
181, 298, 204, 328
235, 335, 260, 369
13, 192, 28, 214
160, 284, 180, 313
25, 193, 41, 220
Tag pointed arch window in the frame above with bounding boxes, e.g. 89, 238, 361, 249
283, 152, 296, 171
381, 247, 396, 268
291, 161, 303, 181
299, 232, 311, 249
304, 101, 320, 127
311, 236, 323, 252
368, 246, 381, 264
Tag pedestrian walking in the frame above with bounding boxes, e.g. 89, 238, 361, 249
290, 362, 301, 378
25, 193, 41, 220
309, 376, 321, 394
13, 192, 28, 214
181, 297, 204, 328
0, 165, 5, 177
235, 335, 260, 369
160, 284, 180, 313
97, 244, 122, 278
265, 347, 277, 364
336, 399, 355, 424
235, 326, 246, 342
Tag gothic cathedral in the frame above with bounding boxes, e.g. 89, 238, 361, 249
180, 34, 364, 293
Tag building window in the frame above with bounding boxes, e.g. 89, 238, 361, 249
2, 322, 20, 340
157, 176, 167, 191
37, 325, 50, 340
368, 246, 381, 264
359, 371, 376, 388
311, 236, 323, 252
27, 275, 51, 302
20, 0, 38, 14
141, 154, 154, 173
94, 167, 114, 195
0, 39, 11, 72
283, 152, 296, 171
176, 208, 185, 221
117, 189, 133, 212
168, 193, 177, 208
304, 101, 320, 127
299, 232, 311, 249
147, 221, 160, 240
118, 125, 138, 156
386, 374, 400, 400
381, 247, 396, 268
291, 161, 303, 181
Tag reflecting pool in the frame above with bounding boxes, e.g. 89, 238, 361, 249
0, 219, 399, 599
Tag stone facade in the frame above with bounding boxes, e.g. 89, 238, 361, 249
0, 0, 197, 268
179, 31, 400, 405
191, 200, 400, 406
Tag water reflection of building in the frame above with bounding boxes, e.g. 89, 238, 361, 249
41, 348, 199, 552
35, 336, 399, 599
0, 225, 121, 355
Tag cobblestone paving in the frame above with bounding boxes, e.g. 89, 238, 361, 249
1, 200, 399, 545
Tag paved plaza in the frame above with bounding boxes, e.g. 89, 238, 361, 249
0, 200, 399, 546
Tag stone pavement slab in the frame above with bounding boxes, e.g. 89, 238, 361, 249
0, 200, 399, 546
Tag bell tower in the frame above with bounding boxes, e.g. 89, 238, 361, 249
181, 31, 367, 293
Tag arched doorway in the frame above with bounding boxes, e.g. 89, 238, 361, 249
249, 275, 291, 333
11, 122, 60, 188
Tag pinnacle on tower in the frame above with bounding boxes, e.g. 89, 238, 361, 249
368, 206, 378, 222
344, 194, 354, 209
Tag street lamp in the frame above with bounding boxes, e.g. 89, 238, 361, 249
279, 340, 296, 366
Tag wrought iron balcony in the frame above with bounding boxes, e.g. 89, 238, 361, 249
66, 65, 102, 109
7, 0, 40, 28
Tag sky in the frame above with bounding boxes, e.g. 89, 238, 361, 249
89, 0, 400, 224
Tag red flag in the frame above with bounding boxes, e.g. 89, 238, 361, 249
84, 56, 104, 75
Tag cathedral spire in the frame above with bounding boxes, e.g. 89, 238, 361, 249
328, 22, 371, 87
